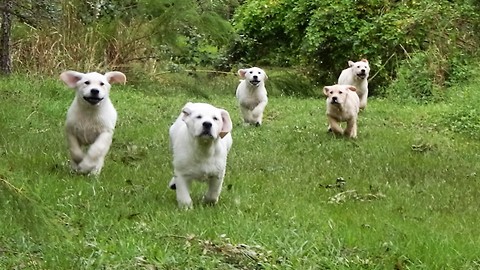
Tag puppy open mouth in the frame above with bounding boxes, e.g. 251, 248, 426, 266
249, 80, 261, 86
356, 73, 367, 79
83, 96, 104, 105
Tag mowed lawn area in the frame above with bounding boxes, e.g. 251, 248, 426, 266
1, 73, 479, 269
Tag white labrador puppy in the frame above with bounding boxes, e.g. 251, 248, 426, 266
324, 84, 360, 138
235, 67, 268, 126
169, 102, 233, 208
60, 70, 126, 175
338, 59, 370, 109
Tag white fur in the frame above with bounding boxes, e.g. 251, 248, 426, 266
60, 70, 126, 175
324, 84, 360, 138
235, 67, 268, 126
169, 102, 233, 209
338, 59, 370, 109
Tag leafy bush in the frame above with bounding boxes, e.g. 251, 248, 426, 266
231, 0, 480, 97
386, 49, 447, 103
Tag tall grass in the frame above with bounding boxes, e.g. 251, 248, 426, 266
11, 2, 159, 77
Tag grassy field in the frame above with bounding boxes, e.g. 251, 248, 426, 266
1, 72, 480, 269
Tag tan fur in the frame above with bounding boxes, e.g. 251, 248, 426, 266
324, 84, 360, 138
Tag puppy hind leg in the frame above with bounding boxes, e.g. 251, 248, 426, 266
168, 176, 177, 190
239, 106, 251, 124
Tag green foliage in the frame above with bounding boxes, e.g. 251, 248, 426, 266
231, 0, 480, 96
386, 49, 447, 103
10, 0, 236, 76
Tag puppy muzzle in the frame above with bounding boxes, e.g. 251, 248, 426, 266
330, 97, 340, 104
249, 80, 261, 86
356, 72, 367, 79
83, 96, 104, 105
198, 121, 215, 139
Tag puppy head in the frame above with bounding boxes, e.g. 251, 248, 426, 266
238, 67, 268, 87
60, 71, 126, 106
348, 59, 370, 80
181, 102, 232, 140
324, 85, 357, 105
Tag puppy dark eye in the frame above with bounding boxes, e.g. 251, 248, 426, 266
249, 71, 253, 74
330, 91, 333, 94
357, 66, 361, 68
213, 116, 219, 121
258, 72, 261, 74
339, 91, 343, 94
84, 81, 90, 85
100, 82, 105, 86
196, 115, 202, 119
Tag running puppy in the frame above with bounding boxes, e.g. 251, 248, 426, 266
324, 84, 360, 138
235, 67, 268, 126
60, 70, 126, 175
169, 102, 233, 209
338, 59, 370, 109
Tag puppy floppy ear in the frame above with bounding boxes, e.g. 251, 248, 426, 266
181, 102, 193, 121
238, 69, 247, 79
347, 85, 357, 92
105, 71, 126, 85
219, 109, 232, 138
323, 86, 331, 96
60, 71, 84, 88
348, 61, 355, 67
360, 58, 368, 63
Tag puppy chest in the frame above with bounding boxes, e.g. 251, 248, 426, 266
240, 96, 261, 110
68, 119, 112, 145
178, 157, 226, 180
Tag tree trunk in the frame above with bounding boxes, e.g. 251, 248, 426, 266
0, 0, 13, 75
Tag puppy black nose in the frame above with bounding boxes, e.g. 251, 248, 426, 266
360, 69, 365, 73
253, 75, 258, 80
202, 122, 212, 129
90, 89, 100, 95
332, 96, 338, 103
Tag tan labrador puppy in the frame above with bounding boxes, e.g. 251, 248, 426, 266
60, 70, 126, 175
324, 84, 360, 138
338, 59, 370, 109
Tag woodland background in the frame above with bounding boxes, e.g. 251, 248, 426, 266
0, 0, 479, 100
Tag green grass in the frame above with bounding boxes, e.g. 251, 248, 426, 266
1, 72, 480, 269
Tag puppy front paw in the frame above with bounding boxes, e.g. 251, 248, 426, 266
77, 159, 102, 175
177, 199, 193, 209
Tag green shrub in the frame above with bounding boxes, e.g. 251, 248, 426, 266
231, 0, 480, 95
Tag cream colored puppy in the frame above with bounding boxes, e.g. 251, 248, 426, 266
169, 102, 233, 209
235, 67, 268, 126
324, 84, 360, 138
60, 70, 126, 175
338, 59, 370, 109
